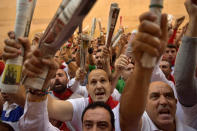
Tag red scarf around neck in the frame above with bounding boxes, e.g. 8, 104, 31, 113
88, 96, 119, 109
53, 89, 73, 100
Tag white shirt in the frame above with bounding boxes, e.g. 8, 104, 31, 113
19, 97, 120, 131
141, 112, 196, 131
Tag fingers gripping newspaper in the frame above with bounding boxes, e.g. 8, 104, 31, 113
1, 0, 37, 93
105, 3, 120, 48
140, 0, 163, 68
24, 0, 97, 90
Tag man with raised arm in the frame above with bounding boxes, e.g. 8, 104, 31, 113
174, 0, 197, 129
119, 8, 196, 131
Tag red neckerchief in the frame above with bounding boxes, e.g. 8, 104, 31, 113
88, 96, 119, 109
168, 74, 175, 84
171, 58, 175, 67
59, 122, 70, 131
53, 89, 73, 100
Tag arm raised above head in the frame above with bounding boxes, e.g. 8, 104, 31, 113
120, 11, 168, 130
174, 0, 197, 107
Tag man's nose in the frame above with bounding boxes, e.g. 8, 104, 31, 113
96, 81, 103, 89
159, 96, 168, 105
92, 125, 97, 131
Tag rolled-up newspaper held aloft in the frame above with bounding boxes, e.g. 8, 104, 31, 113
125, 30, 137, 57
97, 18, 103, 36
1, 0, 37, 93
80, 34, 90, 71
24, 0, 97, 90
105, 3, 120, 48
112, 34, 121, 48
140, 0, 163, 68
90, 18, 96, 39
112, 28, 123, 47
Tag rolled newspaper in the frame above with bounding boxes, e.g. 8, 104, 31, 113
125, 30, 137, 57
24, 0, 97, 90
105, 3, 120, 48
111, 28, 123, 47
1, 0, 37, 93
80, 34, 90, 71
97, 18, 103, 36
90, 18, 96, 39
140, 0, 163, 68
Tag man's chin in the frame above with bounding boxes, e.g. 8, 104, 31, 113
157, 118, 174, 126
94, 97, 107, 103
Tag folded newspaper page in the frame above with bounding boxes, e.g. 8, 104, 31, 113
24, 0, 97, 90
140, 0, 163, 68
1, 0, 37, 93
105, 3, 120, 48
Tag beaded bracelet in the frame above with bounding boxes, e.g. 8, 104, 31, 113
149, 4, 163, 8
26, 88, 49, 96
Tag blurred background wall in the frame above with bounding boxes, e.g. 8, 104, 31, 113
0, 0, 188, 51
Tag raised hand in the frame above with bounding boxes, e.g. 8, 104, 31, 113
3, 31, 30, 61
132, 12, 168, 67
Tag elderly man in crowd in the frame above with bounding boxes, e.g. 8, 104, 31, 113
119, 0, 197, 130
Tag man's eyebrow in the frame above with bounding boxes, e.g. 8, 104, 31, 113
97, 121, 109, 124
149, 92, 160, 97
164, 92, 175, 97
83, 120, 93, 123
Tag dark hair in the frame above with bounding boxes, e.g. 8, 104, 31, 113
81, 102, 115, 130
167, 44, 177, 50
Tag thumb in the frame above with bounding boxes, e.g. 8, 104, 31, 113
18, 37, 31, 52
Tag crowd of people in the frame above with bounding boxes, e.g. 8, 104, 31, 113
0, 0, 196, 131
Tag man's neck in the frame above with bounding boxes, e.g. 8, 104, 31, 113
157, 122, 176, 131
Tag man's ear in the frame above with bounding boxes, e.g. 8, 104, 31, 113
86, 84, 89, 90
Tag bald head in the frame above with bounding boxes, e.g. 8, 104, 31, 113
149, 81, 174, 95
88, 69, 109, 84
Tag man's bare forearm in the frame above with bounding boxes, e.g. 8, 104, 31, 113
120, 64, 153, 129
